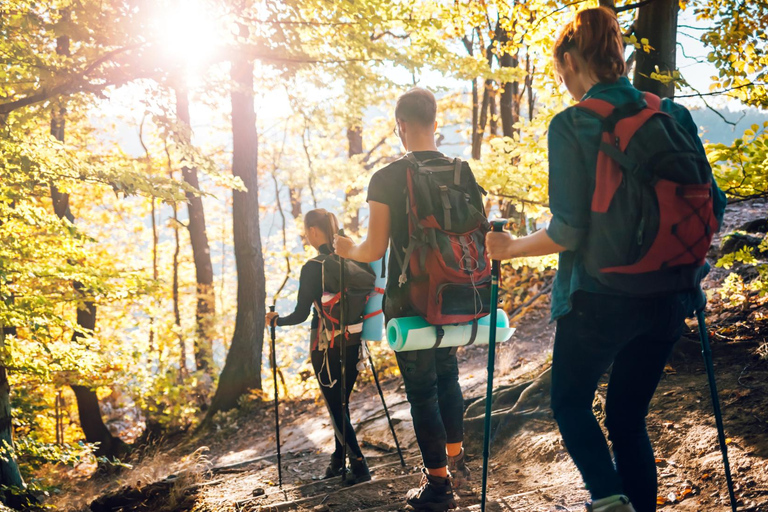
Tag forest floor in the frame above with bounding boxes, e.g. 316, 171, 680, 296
49, 198, 768, 512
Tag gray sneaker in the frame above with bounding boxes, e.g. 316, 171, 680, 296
587, 495, 637, 512
447, 448, 470, 490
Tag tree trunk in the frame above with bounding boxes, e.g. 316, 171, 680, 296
50, 27, 127, 460
472, 80, 492, 160
288, 187, 303, 220
345, 125, 363, 233
0, 328, 24, 489
499, 53, 521, 138
175, 87, 215, 373
207, 41, 266, 416
633, 0, 679, 99
489, 86, 498, 136
172, 196, 186, 376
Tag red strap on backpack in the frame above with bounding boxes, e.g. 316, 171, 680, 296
577, 93, 663, 213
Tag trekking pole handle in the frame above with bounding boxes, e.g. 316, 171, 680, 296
269, 304, 276, 353
490, 219, 507, 234
489, 219, 507, 281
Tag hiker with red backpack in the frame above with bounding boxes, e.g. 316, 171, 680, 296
266, 208, 374, 485
485, 8, 726, 512
336, 88, 491, 511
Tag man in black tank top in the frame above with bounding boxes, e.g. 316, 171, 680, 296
336, 88, 468, 512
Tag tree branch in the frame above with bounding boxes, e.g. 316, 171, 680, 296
675, 82, 765, 98
615, 0, 660, 12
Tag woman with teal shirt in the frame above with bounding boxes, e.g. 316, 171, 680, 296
486, 7, 726, 512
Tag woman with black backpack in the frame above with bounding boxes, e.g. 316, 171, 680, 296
486, 8, 726, 512
266, 208, 371, 485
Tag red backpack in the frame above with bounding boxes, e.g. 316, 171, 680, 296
576, 93, 718, 295
394, 154, 492, 333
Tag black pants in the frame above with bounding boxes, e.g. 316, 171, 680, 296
395, 348, 464, 469
311, 335, 364, 459
551, 291, 688, 512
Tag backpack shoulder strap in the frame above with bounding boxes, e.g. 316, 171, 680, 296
453, 157, 461, 186
643, 92, 662, 111
575, 98, 615, 119
404, 152, 419, 169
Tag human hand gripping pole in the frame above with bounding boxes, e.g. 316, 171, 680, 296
481, 219, 507, 512
269, 304, 283, 488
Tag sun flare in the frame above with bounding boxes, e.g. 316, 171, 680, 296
155, 0, 223, 73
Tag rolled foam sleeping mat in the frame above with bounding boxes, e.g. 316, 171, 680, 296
361, 255, 386, 342
387, 309, 515, 352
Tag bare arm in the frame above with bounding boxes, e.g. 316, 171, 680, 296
486, 228, 566, 260
334, 201, 390, 262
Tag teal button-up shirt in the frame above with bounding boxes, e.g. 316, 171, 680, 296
545, 77, 727, 321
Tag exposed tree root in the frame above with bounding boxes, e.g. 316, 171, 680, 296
464, 368, 552, 450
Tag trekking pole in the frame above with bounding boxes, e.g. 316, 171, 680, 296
269, 304, 283, 488
368, 350, 406, 467
481, 219, 507, 512
338, 229, 349, 478
697, 309, 738, 512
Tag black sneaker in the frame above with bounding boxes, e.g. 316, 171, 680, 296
323, 454, 344, 479
447, 448, 470, 490
405, 469, 457, 511
343, 456, 372, 486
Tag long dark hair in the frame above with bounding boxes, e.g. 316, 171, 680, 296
304, 209, 339, 252
554, 7, 626, 83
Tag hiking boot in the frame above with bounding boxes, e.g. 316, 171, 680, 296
323, 454, 344, 479
586, 495, 637, 512
447, 448, 470, 490
405, 469, 457, 511
343, 456, 372, 486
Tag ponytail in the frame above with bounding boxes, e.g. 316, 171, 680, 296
554, 7, 625, 83
304, 209, 339, 253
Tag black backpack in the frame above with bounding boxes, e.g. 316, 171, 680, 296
576, 93, 718, 296
311, 254, 377, 348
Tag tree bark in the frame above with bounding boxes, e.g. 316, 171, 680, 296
472, 80, 492, 160
489, 86, 498, 136
499, 52, 521, 138
0, 328, 24, 489
68, 296, 129, 458
207, 38, 266, 416
633, 0, 679, 99
174, 87, 215, 373
288, 187, 303, 220
345, 125, 363, 233
50, 26, 128, 461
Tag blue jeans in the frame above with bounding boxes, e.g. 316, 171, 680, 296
551, 291, 688, 512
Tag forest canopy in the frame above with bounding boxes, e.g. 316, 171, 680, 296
1, 0, 766, 504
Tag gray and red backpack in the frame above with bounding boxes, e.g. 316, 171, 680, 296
576, 92, 719, 295
311, 254, 381, 349
394, 153, 492, 340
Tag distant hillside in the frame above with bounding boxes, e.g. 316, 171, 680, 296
690, 106, 768, 145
